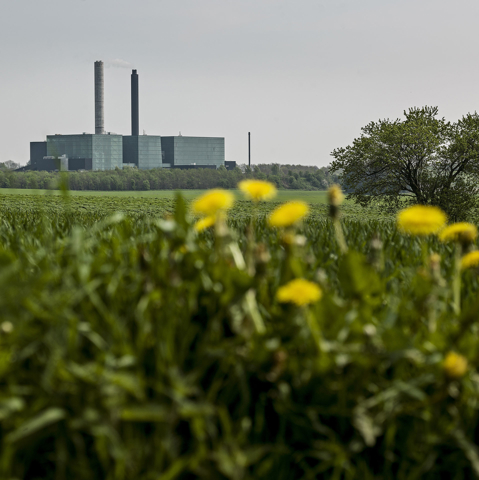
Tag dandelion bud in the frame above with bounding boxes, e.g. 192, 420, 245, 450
315, 268, 328, 287
368, 232, 383, 271
1, 322, 13, 334
443, 351, 468, 379
429, 252, 441, 275
266, 349, 288, 382
281, 233, 306, 246
429, 253, 444, 286
429, 253, 441, 268
254, 243, 271, 275
328, 184, 344, 207
328, 184, 344, 220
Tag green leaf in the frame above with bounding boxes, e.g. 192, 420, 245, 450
120, 404, 168, 422
0, 397, 25, 421
6, 408, 66, 444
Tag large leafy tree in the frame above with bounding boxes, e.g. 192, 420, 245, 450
330, 106, 479, 220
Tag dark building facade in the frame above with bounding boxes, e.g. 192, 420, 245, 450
29, 142, 47, 169
161, 136, 224, 169
123, 135, 162, 170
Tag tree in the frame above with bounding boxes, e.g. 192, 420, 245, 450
3, 160, 20, 170
330, 106, 479, 220
271, 163, 280, 175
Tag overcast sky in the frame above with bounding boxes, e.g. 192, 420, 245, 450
1, 0, 479, 166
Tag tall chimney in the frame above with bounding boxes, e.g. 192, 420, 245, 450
94, 61, 104, 134
131, 69, 139, 136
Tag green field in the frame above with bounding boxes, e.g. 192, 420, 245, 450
0, 187, 331, 203
0, 190, 383, 226
1, 189, 479, 479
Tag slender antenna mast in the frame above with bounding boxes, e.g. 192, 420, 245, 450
248, 132, 251, 167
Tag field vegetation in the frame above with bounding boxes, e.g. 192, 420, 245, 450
1, 185, 479, 479
0, 188, 333, 204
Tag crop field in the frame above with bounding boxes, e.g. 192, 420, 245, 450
0, 190, 377, 229
1, 187, 479, 479
0, 187, 333, 204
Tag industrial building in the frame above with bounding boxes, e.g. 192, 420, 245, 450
161, 136, 225, 169
28, 62, 231, 171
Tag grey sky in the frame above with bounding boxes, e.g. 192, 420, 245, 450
1, 0, 478, 166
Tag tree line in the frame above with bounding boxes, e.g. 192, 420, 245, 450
0, 164, 339, 191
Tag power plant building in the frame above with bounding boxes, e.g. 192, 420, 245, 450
161, 136, 225, 168
122, 135, 163, 170
27, 62, 229, 172
45, 134, 123, 171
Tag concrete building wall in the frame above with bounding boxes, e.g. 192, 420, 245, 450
46, 134, 122, 170
137, 136, 162, 170
47, 134, 93, 159
92, 135, 122, 170
123, 135, 163, 170
161, 136, 224, 168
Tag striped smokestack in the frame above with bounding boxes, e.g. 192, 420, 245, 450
94, 61, 104, 134
131, 69, 139, 136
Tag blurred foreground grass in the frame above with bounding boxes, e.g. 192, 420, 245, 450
1, 192, 479, 479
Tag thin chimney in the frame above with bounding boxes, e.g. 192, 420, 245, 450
94, 61, 104, 134
131, 69, 139, 136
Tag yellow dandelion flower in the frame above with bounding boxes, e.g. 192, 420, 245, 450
238, 180, 277, 202
443, 351, 468, 379
461, 250, 479, 270
268, 201, 309, 228
328, 184, 344, 206
397, 205, 447, 236
439, 222, 477, 243
192, 189, 234, 216
194, 216, 215, 232
276, 278, 322, 306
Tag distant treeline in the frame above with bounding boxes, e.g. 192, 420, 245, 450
0, 164, 339, 191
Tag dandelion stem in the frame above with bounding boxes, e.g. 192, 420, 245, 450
333, 219, 348, 254
245, 202, 257, 276
421, 240, 428, 266
306, 310, 322, 353
453, 243, 462, 315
